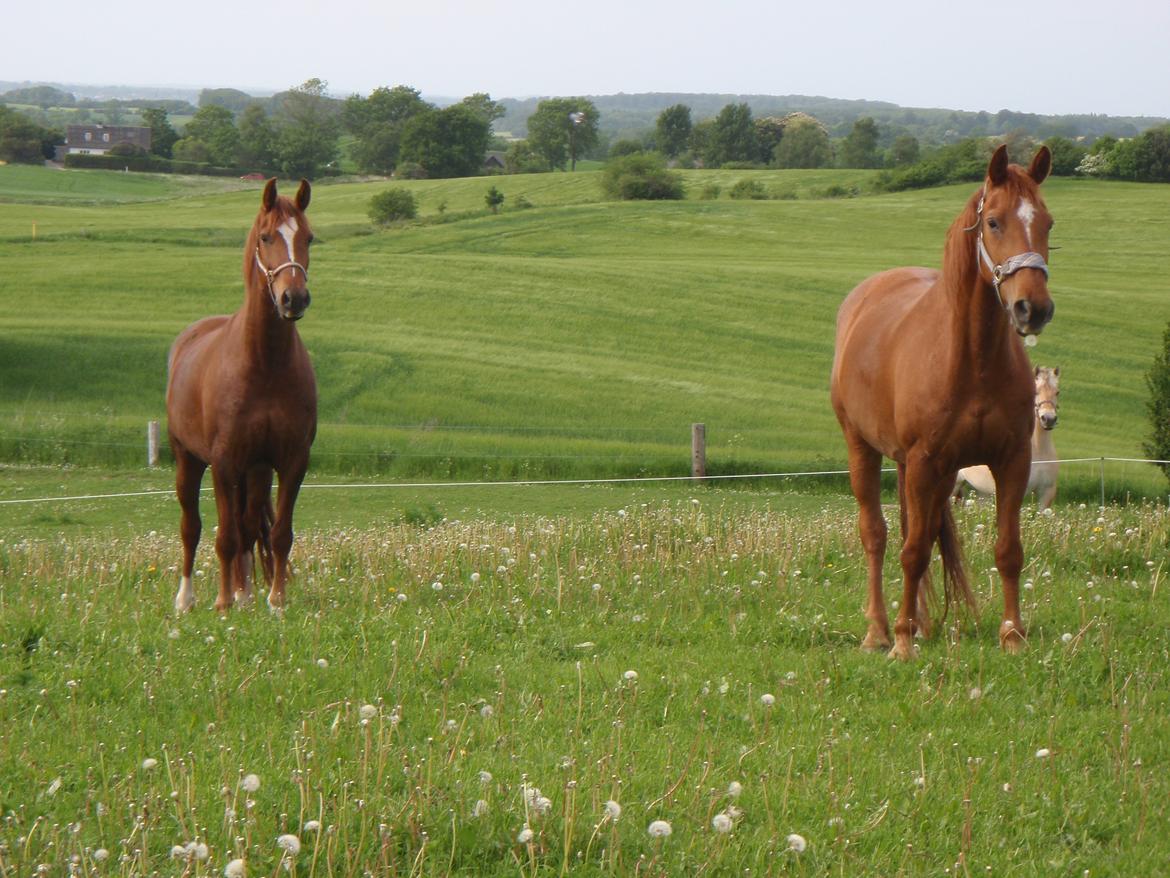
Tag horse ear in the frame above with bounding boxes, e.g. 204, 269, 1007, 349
1034, 365, 1041, 378
262, 178, 278, 212
295, 179, 311, 212
1053, 366, 1060, 377
987, 144, 1010, 186
1028, 146, 1052, 185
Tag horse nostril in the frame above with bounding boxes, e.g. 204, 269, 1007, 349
281, 291, 291, 308
1013, 300, 1032, 324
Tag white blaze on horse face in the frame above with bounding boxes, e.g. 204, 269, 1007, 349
277, 217, 300, 277
1017, 199, 1036, 248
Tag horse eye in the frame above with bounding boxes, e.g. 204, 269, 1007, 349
260, 234, 272, 244
987, 217, 1000, 231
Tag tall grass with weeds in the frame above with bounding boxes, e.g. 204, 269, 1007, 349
1, 498, 1168, 874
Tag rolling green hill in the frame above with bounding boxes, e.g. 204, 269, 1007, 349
1, 164, 1168, 496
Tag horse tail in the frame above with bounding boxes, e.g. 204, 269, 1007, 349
255, 497, 275, 588
938, 502, 979, 623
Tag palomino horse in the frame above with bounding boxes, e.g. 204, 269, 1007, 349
830, 145, 1055, 658
956, 366, 1061, 510
166, 178, 317, 613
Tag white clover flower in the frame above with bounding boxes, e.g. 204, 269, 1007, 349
712, 812, 733, 833
517, 826, 534, 844
604, 800, 621, 821
472, 799, 488, 817
1035, 748, 1051, 759
647, 819, 672, 838
786, 833, 807, 853
224, 858, 246, 878
92, 849, 109, 862
360, 704, 378, 721
728, 780, 743, 798
276, 834, 301, 856
760, 693, 776, 707
240, 773, 261, 792
141, 758, 158, 771
303, 820, 321, 833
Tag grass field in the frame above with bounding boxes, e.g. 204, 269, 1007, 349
2, 164, 1169, 502
2, 163, 1170, 874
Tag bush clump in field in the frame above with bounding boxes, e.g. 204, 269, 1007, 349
728, 178, 769, 200
600, 152, 685, 200
368, 188, 418, 225
699, 182, 722, 200
1144, 320, 1170, 485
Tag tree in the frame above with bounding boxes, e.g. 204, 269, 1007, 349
504, 139, 546, 174
1044, 136, 1087, 176
172, 137, 212, 164
140, 107, 178, 158
182, 104, 240, 166
1144, 320, 1170, 486
772, 114, 832, 168
0, 106, 58, 163
526, 98, 599, 171
198, 88, 255, 115
888, 134, 920, 167
274, 78, 341, 177
459, 93, 506, 126
485, 185, 505, 213
400, 104, 491, 178
237, 104, 278, 170
840, 117, 881, 168
655, 104, 692, 158
705, 103, 758, 167
754, 117, 786, 164
343, 85, 430, 175
1133, 125, 1170, 182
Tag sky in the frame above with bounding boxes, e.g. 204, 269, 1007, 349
5, 0, 1168, 118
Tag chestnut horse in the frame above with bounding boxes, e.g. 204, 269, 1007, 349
167, 178, 317, 613
830, 145, 1054, 659
956, 366, 1061, 510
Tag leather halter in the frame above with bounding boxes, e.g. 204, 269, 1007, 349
254, 246, 308, 311
965, 187, 1050, 310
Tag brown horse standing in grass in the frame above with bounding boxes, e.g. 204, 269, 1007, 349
831, 145, 1055, 659
167, 178, 317, 613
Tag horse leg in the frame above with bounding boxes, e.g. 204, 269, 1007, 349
210, 465, 244, 612
173, 448, 206, 614
268, 456, 308, 611
844, 431, 889, 651
891, 459, 948, 661
236, 467, 273, 605
990, 455, 1030, 652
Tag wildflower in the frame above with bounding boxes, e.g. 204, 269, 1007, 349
480, 704, 494, 719
276, 834, 301, 856
647, 819, 672, 838
1035, 748, 1051, 759
1061, 632, 1073, 644
316, 658, 328, 669
712, 812, 733, 833
359, 704, 378, 720
760, 693, 776, 707
517, 826, 534, 844
470, 572, 481, 583
224, 859, 246, 878
303, 820, 321, 833
92, 849, 109, 862
623, 670, 638, 682
786, 833, 807, 853
142, 758, 158, 771
604, 800, 622, 821
479, 770, 493, 785
240, 773, 261, 792
192, 842, 209, 860
728, 780, 743, 798
171, 845, 187, 858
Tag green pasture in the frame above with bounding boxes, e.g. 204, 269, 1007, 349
1, 164, 1168, 502
2, 500, 1169, 875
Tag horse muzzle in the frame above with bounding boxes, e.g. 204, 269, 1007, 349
279, 288, 311, 321
1009, 294, 1054, 335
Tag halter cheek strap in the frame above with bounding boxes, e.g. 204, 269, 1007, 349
966, 188, 1050, 309
255, 247, 309, 310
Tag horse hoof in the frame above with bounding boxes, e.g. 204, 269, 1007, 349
234, 589, 254, 606
887, 641, 917, 662
999, 621, 1027, 653
267, 591, 285, 612
861, 634, 891, 652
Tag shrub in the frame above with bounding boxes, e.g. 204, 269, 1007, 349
1144, 321, 1170, 485
600, 152, 685, 201
394, 161, 427, 180
485, 185, 504, 214
728, 178, 768, 200
368, 189, 418, 225
699, 183, 721, 200
608, 139, 645, 158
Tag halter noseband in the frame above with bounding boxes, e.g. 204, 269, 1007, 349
255, 246, 308, 310
965, 187, 1049, 309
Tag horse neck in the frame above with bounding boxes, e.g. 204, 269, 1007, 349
1032, 419, 1056, 460
240, 267, 297, 366
942, 218, 1019, 378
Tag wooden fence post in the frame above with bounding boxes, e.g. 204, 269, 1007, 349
691, 423, 706, 481
148, 420, 160, 467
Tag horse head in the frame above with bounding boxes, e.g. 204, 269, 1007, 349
973, 145, 1054, 336
1034, 365, 1060, 430
249, 178, 314, 321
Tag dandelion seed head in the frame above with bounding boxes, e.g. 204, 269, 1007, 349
760, 693, 776, 707
623, 670, 638, 682
224, 858, 246, 878
303, 820, 321, 832
712, 812, 733, 833
1035, 748, 1051, 759
141, 758, 158, 771
276, 834, 301, 856
240, 773, 261, 792
728, 780, 743, 798
359, 704, 378, 720
93, 849, 109, 862
786, 833, 807, 853
472, 799, 488, 817
517, 827, 534, 844
647, 819, 672, 838
604, 800, 622, 821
